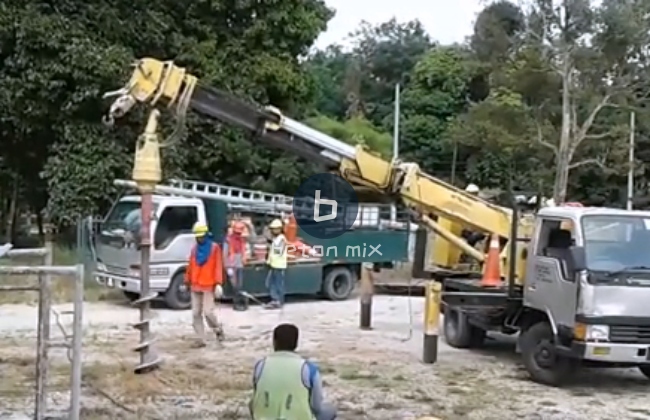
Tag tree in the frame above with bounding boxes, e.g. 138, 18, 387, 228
444, 0, 650, 202
0, 0, 334, 230
348, 19, 433, 128
306, 115, 392, 157
523, 0, 650, 201
399, 46, 474, 177
304, 45, 351, 119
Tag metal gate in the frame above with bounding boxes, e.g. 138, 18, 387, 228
0, 238, 84, 420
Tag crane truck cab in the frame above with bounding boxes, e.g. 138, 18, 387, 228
92, 182, 411, 310
442, 206, 650, 386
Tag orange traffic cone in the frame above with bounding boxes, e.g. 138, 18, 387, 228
481, 233, 502, 287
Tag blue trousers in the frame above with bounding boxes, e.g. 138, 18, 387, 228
316, 403, 337, 420
229, 267, 244, 292
268, 268, 286, 305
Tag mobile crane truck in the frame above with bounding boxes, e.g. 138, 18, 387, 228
103, 58, 650, 386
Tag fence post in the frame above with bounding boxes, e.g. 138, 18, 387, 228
359, 265, 374, 330
68, 263, 84, 420
34, 233, 53, 420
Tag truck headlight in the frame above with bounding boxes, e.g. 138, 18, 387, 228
128, 268, 140, 278
585, 325, 609, 341
96, 262, 107, 272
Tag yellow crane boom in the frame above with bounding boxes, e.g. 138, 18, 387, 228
104, 58, 532, 280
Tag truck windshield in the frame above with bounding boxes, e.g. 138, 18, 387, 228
103, 200, 155, 234
582, 215, 650, 273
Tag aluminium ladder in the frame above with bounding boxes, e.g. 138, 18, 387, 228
114, 178, 314, 214
168, 179, 295, 208
114, 179, 370, 224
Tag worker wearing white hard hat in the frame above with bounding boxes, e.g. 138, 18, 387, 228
265, 219, 287, 309
185, 221, 225, 347
465, 183, 480, 195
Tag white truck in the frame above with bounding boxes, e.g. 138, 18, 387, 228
92, 179, 410, 309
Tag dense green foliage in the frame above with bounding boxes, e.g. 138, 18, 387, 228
1, 0, 650, 240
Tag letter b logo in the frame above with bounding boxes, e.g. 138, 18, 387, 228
294, 173, 358, 239
313, 190, 337, 222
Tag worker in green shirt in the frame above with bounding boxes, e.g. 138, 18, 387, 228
250, 323, 337, 420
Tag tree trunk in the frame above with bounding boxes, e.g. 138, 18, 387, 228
553, 148, 571, 203
553, 52, 573, 204
36, 211, 44, 239
5, 178, 18, 243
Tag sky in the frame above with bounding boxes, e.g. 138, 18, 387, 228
314, 0, 485, 49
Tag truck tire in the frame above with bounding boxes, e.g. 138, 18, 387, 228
638, 365, 650, 379
520, 321, 576, 386
443, 306, 486, 348
322, 267, 356, 301
123, 291, 139, 302
164, 271, 192, 310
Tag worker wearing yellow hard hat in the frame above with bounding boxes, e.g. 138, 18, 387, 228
185, 221, 225, 347
265, 218, 287, 309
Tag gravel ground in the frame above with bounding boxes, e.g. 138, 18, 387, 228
1, 296, 650, 419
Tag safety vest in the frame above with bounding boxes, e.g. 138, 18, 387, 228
251, 352, 315, 420
267, 234, 288, 269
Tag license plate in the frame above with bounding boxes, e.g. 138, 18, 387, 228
106, 278, 115, 288
592, 347, 610, 356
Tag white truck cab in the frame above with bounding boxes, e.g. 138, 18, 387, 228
94, 194, 207, 308
442, 206, 650, 386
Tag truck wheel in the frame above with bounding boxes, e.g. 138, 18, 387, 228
123, 291, 139, 302
638, 365, 650, 379
322, 267, 356, 301
443, 306, 486, 348
164, 271, 192, 310
520, 321, 576, 386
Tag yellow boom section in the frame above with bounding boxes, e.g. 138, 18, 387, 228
339, 149, 515, 237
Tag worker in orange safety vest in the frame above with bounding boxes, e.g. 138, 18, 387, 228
225, 220, 248, 311
185, 222, 225, 347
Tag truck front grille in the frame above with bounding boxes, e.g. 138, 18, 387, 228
609, 325, 650, 344
105, 265, 128, 276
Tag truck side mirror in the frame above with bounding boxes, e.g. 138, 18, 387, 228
569, 246, 586, 272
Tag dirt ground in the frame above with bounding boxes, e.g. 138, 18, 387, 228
1, 296, 650, 420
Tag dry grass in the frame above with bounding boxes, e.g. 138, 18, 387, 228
0, 350, 72, 398
0, 337, 254, 417
0, 245, 122, 305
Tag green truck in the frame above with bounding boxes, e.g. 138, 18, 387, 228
91, 178, 410, 309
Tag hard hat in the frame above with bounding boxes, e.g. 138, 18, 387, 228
465, 183, 479, 193
192, 222, 209, 237
269, 219, 283, 229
